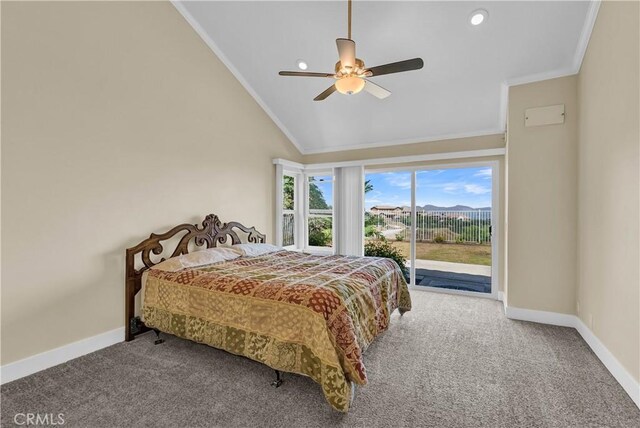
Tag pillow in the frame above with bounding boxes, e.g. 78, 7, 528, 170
152, 247, 241, 272
232, 243, 283, 257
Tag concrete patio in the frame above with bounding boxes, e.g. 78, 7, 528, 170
408, 260, 492, 293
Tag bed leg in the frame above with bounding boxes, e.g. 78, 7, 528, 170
271, 370, 283, 388
152, 329, 165, 345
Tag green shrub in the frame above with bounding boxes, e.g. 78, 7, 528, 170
308, 231, 328, 247
364, 212, 385, 228
434, 235, 445, 243
395, 233, 404, 241
364, 239, 407, 273
308, 217, 332, 247
364, 224, 381, 238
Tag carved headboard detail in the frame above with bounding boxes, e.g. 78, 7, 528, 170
125, 214, 266, 341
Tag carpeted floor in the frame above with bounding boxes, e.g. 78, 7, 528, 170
2, 291, 639, 427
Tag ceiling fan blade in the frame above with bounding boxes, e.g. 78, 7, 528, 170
314, 84, 337, 101
279, 71, 335, 77
366, 58, 424, 77
336, 38, 356, 69
364, 80, 391, 99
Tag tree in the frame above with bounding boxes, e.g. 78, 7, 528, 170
283, 176, 329, 209
365, 179, 373, 194
308, 177, 330, 209
287, 177, 370, 209
283, 176, 294, 210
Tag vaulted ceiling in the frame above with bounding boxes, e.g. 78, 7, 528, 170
173, 1, 598, 154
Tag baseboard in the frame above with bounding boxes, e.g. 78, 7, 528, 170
0, 327, 125, 385
504, 306, 576, 327
505, 305, 639, 409
574, 318, 640, 408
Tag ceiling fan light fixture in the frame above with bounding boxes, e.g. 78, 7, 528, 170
278, 0, 424, 101
335, 76, 365, 95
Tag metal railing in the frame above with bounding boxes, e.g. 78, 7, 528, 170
283, 210, 491, 246
282, 212, 295, 246
366, 210, 491, 243
283, 209, 333, 248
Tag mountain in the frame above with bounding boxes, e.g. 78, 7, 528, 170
419, 205, 491, 211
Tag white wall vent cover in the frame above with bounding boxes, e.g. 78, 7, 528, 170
525, 104, 565, 127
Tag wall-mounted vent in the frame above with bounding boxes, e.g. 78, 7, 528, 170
525, 104, 565, 127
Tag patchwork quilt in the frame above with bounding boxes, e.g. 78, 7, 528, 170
142, 250, 411, 412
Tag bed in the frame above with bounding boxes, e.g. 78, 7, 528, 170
125, 214, 411, 412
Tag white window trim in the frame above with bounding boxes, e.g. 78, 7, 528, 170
280, 172, 298, 250
274, 150, 504, 290
365, 159, 501, 301
303, 170, 335, 254
275, 164, 304, 249
275, 164, 335, 254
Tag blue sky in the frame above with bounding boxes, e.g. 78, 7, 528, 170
364, 167, 492, 210
311, 175, 333, 209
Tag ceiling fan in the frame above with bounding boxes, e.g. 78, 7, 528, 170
278, 0, 424, 101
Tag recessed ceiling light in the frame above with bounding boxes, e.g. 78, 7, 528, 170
470, 9, 488, 26
296, 59, 308, 70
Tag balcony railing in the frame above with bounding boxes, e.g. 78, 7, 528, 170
366, 210, 491, 243
282, 209, 333, 248
283, 210, 491, 247
282, 212, 295, 246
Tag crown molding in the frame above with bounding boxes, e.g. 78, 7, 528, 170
497, 1, 600, 133
171, 1, 306, 155
573, 0, 601, 74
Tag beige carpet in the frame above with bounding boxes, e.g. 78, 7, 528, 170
2, 291, 639, 427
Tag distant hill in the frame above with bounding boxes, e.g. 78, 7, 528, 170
420, 204, 490, 211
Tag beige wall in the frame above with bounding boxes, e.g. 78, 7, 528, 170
505, 76, 579, 314
577, 1, 639, 382
302, 134, 504, 164
1, 1, 301, 364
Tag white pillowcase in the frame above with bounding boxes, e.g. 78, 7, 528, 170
232, 243, 283, 257
153, 247, 242, 272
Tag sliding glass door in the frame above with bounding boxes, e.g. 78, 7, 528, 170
364, 163, 497, 297
364, 171, 412, 283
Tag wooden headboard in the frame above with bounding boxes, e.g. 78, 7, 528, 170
124, 214, 266, 341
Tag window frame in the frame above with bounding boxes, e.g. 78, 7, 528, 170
281, 173, 299, 249
303, 170, 335, 254
275, 164, 304, 249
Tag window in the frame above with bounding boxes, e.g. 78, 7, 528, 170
306, 174, 333, 249
274, 164, 334, 252
282, 174, 296, 247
